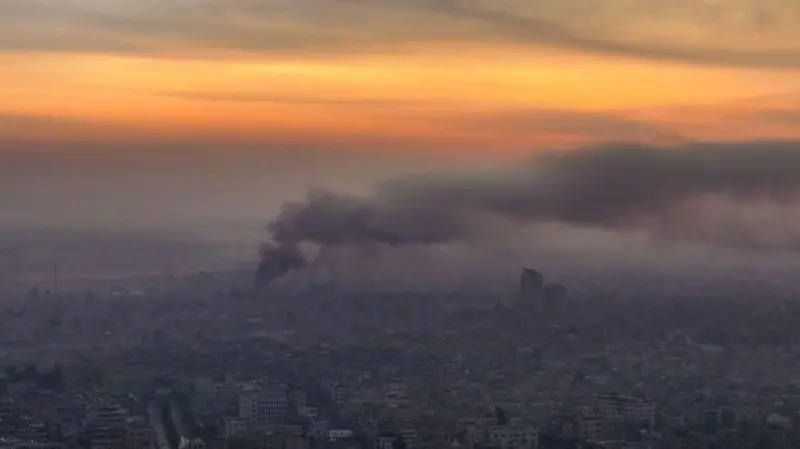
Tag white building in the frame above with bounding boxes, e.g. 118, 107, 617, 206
329, 430, 354, 441
594, 394, 655, 428
179, 437, 205, 449
299, 406, 319, 419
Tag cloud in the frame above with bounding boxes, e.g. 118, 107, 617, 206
2, 0, 799, 68
692, 91, 800, 130
151, 92, 689, 142
153, 90, 461, 109
444, 109, 691, 144
750, 109, 800, 126
440, 0, 800, 68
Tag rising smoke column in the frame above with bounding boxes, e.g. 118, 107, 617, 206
256, 141, 800, 286
255, 241, 308, 288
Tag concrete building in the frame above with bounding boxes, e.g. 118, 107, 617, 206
375, 433, 399, 449
238, 392, 259, 424
259, 395, 289, 424
487, 425, 539, 449
329, 430, 355, 441
594, 395, 655, 429
219, 417, 248, 438
519, 269, 544, 309
543, 284, 567, 305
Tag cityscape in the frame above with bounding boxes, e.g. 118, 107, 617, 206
2, 0, 800, 448
2, 261, 800, 449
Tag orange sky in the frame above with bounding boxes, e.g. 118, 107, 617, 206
2, 0, 800, 156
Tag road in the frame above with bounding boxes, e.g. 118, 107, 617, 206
147, 399, 174, 449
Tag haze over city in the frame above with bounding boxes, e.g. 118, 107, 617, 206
4, 3, 800, 449
2, 0, 800, 289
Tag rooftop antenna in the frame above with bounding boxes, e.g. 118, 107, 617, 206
53, 263, 58, 297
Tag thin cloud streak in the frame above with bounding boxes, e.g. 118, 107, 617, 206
157, 90, 691, 143
443, 109, 693, 145
153, 90, 464, 110
1, 0, 799, 68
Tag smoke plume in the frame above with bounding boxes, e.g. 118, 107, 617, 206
256, 141, 800, 286
255, 242, 308, 288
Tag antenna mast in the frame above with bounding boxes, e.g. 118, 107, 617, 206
53, 263, 58, 296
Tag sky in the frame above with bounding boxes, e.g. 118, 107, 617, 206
1, 0, 800, 230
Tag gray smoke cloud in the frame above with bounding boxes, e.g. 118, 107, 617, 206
255, 241, 308, 288
256, 141, 800, 286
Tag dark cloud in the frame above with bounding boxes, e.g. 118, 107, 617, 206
1, 0, 799, 68
264, 139, 800, 249
257, 140, 800, 284
255, 241, 308, 287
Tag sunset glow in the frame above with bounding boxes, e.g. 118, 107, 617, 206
2, 0, 799, 155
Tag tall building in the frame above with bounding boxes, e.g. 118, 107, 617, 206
543, 284, 568, 305
519, 268, 544, 308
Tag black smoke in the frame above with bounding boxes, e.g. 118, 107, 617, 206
255, 242, 308, 288
256, 141, 800, 285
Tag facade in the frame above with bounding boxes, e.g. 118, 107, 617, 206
178, 437, 206, 449
576, 414, 604, 440
594, 394, 655, 429
259, 395, 289, 424
519, 269, 544, 309
487, 425, 539, 449
238, 392, 259, 424
543, 284, 567, 305
374, 433, 399, 449
219, 417, 248, 438
238, 390, 291, 425
329, 430, 355, 441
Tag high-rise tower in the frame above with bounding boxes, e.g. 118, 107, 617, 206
519, 268, 544, 308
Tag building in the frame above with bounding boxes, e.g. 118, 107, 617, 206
238, 392, 259, 424
487, 425, 539, 449
259, 394, 289, 424
219, 417, 248, 438
329, 384, 350, 404
329, 430, 355, 442
375, 433, 400, 449
519, 269, 544, 309
178, 437, 205, 449
237, 389, 291, 425
576, 414, 604, 440
398, 429, 419, 449
594, 395, 655, 429
543, 284, 567, 305
124, 423, 155, 449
